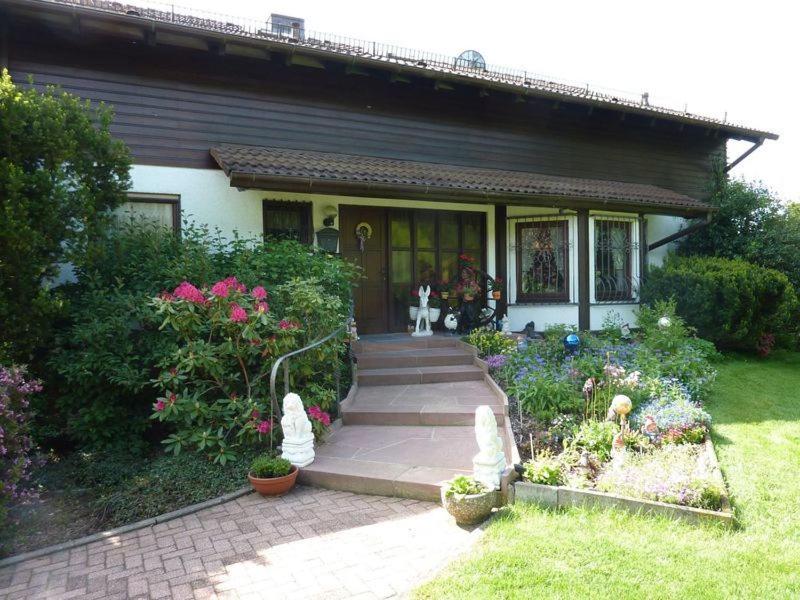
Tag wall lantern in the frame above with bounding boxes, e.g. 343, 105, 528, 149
316, 227, 339, 253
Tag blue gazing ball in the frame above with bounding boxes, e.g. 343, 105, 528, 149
564, 333, 580, 354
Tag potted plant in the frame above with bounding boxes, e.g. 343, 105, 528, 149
248, 454, 298, 496
457, 280, 481, 302
488, 276, 503, 300
441, 475, 497, 525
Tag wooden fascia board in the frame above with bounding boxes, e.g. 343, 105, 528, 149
225, 171, 713, 217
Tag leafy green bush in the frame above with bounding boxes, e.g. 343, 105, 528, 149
522, 450, 566, 486
444, 475, 487, 498
249, 455, 292, 478
44, 222, 359, 451
464, 328, 518, 358
565, 420, 618, 463
641, 255, 799, 353
0, 70, 131, 361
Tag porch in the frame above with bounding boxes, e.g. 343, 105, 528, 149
206, 144, 713, 334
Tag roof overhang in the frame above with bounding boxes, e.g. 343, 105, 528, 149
211, 145, 715, 217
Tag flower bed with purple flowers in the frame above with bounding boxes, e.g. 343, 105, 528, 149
476, 301, 727, 511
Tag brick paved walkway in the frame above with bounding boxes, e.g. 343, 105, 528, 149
0, 486, 480, 600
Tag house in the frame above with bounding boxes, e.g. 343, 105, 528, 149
0, 0, 777, 334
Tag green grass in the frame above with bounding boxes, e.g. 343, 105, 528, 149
415, 351, 800, 599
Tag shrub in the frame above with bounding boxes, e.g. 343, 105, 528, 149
0, 70, 131, 361
464, 328, 518, 357
249, 455, 292, 479
444, 475, 487, 498
0, 366, 41, 526
641, 255, 799, 352
565, 420, 618, 463
44, 223, 358, 450
523, 450, 566, 486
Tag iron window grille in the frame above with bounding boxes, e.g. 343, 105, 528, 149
262, 200, 313, 244
593, 217, 640, 302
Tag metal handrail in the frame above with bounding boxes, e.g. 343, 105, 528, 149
268, 302, 353, 421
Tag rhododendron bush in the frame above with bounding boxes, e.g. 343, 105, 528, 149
150, 276, 341, 464
1, 366, 41, 524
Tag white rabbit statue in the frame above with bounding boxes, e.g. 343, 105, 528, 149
412, 285, 434, 337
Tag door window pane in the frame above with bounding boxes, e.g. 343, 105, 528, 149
440, 215, 459, 249
416, 214, 436, 249
391, 250, 412, 283
517, 221, 569, 301
391, 213, 411, 248
463, 214, 482, 248
416, 250, 436, 283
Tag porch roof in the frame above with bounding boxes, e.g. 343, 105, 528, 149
210, 144, 713, 216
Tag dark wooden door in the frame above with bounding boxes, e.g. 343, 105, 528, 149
340, 206, 388, 334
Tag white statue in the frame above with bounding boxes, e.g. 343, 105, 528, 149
472, 405, 506, 490
501, 314, 511, 334
412, 285, 433, 337
280, 392, 315, 467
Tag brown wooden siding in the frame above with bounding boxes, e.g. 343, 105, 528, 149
7, 26, 724, 199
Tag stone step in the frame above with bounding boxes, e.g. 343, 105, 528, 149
342, 381, 506, 426
353, 335, 460, 355
297, 425, 488, 501
355, 347, 474, 370
357, 364, 485, 386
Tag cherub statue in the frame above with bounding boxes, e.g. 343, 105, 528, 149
472, 405, 506, 489
412, 285, 433, 337
280, 392, 315, 467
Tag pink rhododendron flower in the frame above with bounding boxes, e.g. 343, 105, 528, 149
155, 399, 166, 411
256, 301, 269, 314
221, 276, 247, 293
230, 303, 248, 323
251, 409, 260, 420
173, 281, 205, 304
168, 392, 177, 404
257, 420, 272, 434
211, 280, 230, 297
252, 286, 268, 299
279, 319, 299, 330
308, 406, 331, 427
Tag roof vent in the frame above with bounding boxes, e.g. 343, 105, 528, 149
269, 13, 305, 40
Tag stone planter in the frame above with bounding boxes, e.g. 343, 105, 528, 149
409, 306, 418, 320
409, 306, 441, 323
441, 487, 497, 525
248, 465, 299, 496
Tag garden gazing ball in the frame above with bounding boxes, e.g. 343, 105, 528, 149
611, 394, 632, 416
563, 333, 580, 354
658, 316, 672, 329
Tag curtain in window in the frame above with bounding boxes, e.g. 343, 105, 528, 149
517, 221, 569, 301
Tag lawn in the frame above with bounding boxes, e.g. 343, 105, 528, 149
415, 351, 800, 599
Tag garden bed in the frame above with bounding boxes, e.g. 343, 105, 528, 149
465, 302, 732, 521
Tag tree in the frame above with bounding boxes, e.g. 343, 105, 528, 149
680, 167, 800, 291
0, 70, 131, 359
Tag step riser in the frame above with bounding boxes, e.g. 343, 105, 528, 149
342, 408, 505, 427
356, 354, 473, 369
358, 370, 484, 386
298, 469, 442, 502
353, 338, 460, 354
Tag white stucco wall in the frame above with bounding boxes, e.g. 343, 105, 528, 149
129, 164, 685, 331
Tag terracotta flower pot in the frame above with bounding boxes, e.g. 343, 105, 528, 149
492, 291, 502, 300
441, 487, 497, 525
248, 465, 299, 496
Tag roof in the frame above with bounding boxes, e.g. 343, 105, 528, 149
21, 0, 777, 142
210, 145, 713, 215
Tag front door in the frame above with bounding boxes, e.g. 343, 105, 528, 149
340, 206, 389, 334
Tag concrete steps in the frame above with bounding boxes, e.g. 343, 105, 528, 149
356, 347, 474, 369
356, 364, 485, 386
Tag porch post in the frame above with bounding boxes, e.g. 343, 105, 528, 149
577, 209, 590, 331
494, 204, 508, 319
638, 214, 647, 288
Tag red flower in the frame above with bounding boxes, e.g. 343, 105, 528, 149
279, 319, 299, 330
308, 406, 331, 427
155, 399, 166, 411
257, 420, 272, 434
173, 281, 205, 304
230, 303, 248, 323
252, 286, 268, 299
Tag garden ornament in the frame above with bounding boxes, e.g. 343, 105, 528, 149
658, 316, 672, 329
642, 415, 660, 442
563, 333, 580, 355
472, 405, 506, 490
612, 431, 626, 456
444, 310, 459, 334
280, 393, 315, 467
611, 394, 633, 432
501, 314, 511, 334
524, 321, 536, 339
412, 285, 433, 337
620, 323, 632, 339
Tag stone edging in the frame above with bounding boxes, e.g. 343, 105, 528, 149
513, 435, 735, 527
0, 487, 254, 569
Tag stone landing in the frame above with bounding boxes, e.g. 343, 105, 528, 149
298, 334, 518, 501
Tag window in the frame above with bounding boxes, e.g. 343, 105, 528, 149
115, 193, 180, 231
262, 200, 312, 243
515, 220, 570, 302
594, 219, 635, 301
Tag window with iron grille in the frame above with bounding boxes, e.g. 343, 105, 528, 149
515, 220, 570, 302
262, 200, 312, 243
593, 219, 637, 302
